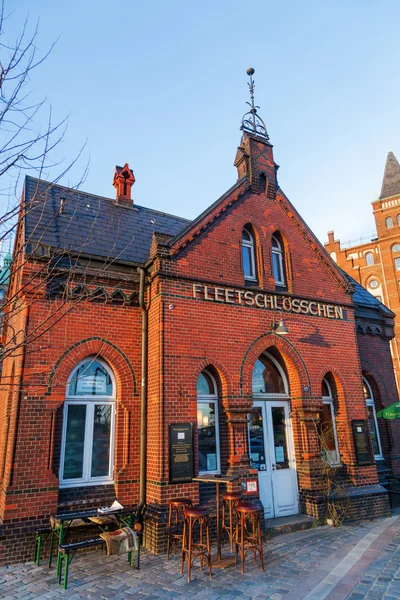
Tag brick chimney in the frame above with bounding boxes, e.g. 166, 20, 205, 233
113, 163, 135, 206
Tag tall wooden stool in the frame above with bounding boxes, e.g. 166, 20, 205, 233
235, 501, 264, 574
221, 492, 242, 553
180, 506, 212, 582
166, 498, 193, 560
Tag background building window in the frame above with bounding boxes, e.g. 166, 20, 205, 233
242, 227, 256, 281
397, 214, 400, 226
60, 358, 116, 487
272, 233, 285, 286
321, 377, 340, 465
368, 279, 379, 289
365, 252, 374, 266
197, 370, 220, 474
393, 243, 400, 253
395, 258, 400, 271
386, 216, 394, 228
363, 377, 382, 459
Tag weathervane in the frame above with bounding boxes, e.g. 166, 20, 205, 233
241, 67, 269, 140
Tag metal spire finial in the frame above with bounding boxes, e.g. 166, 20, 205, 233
241, 67, 269, 140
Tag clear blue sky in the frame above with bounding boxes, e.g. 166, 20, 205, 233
6, 0, 400, 248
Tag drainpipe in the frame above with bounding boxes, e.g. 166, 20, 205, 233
137, 267, 148, 520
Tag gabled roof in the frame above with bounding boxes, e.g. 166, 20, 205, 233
380, 152, 400, 199
24, 176, 190, 264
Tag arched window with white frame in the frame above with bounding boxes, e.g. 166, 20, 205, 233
242, 226, 257, 281
60, 358, 116, 487
197, 370, 220, 474
363, 377, 382, 459
272, 233, 286, 286
321, 377, 340, 466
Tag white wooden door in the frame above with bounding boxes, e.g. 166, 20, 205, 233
248, 400, 298, 518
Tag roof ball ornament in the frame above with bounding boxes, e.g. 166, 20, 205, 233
241, 67, 269, 140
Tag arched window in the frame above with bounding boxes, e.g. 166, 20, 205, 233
272, 234, 285, 286
60, 358, 116, 487
386, 216, 394, 229
197, 370, 220, 474
365, 252, 374, 266
392, 243, 400, 253
363, 377, 382, 459
321, 377, 340, 465
242, 226, 256, 281
252, 353, 288, 395
397, 214, 400, 226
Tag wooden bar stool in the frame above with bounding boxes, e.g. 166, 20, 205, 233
166, 498, 193, 560
235, 501, 264, 574
221, 492, 242, 553
180, 507, 212, 582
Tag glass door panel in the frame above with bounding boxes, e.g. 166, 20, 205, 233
248, 408, 267, 471
271, 406, 289, 469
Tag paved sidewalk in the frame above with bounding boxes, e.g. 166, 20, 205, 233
1, 513, 399, 600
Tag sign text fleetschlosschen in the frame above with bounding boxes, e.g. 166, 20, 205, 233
192, 284, 344, 320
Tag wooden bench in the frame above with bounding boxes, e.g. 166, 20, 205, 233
33, 527, 52, 566
58, 530, 142, 589
58, 538, 105, 589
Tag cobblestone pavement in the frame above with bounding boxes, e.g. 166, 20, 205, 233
1, 513, 399, 600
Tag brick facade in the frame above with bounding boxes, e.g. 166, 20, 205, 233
0, 130, 394, 565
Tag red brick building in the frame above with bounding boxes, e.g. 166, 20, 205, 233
0, 77, 397, 564
325, 152, 400, 391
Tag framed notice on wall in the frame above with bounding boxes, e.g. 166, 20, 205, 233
169, 423, 194, 483
352, 420, 373, 466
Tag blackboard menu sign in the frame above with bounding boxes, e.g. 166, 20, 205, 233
352, 420, 373, 466
169, 423, 194, 483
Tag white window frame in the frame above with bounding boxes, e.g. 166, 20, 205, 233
253, 352, 289, 398
363, 377, 383, 460
242, 227, 257, 281
272, 234, 285, 286
322, 378, 340, 466
59, 358, 116, 488
197, 370, 221, 475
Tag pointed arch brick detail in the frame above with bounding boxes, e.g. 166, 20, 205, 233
240, 332, 310, 397
46, 336, 137, 400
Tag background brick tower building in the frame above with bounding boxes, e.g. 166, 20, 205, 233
325, 152, 400, 392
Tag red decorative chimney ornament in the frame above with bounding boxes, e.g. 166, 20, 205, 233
113, 163, 135, 205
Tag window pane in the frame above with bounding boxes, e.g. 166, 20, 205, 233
365, 252, 374, 265
63, 404, 86, 480
242, 245, 254, 278
248, 408, 266, 471
69, 360, 112, 396
395, 258, 400, 271
197, 372, 215, 395
321, 403, 338, 464
252, 358, 285, 394
367, 405, 380, 456
322, 379, 330, 397
393, 243, 400, 252
272, 251, 283, 283
386, 217, 394, 228
197, 402, 217, 472
271, 407, 289, 469
91, 404, 112, 477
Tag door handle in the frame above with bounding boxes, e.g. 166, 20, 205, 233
272, 464, 276, 470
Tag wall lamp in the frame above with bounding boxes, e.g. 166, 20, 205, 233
272, 312, 289, 335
